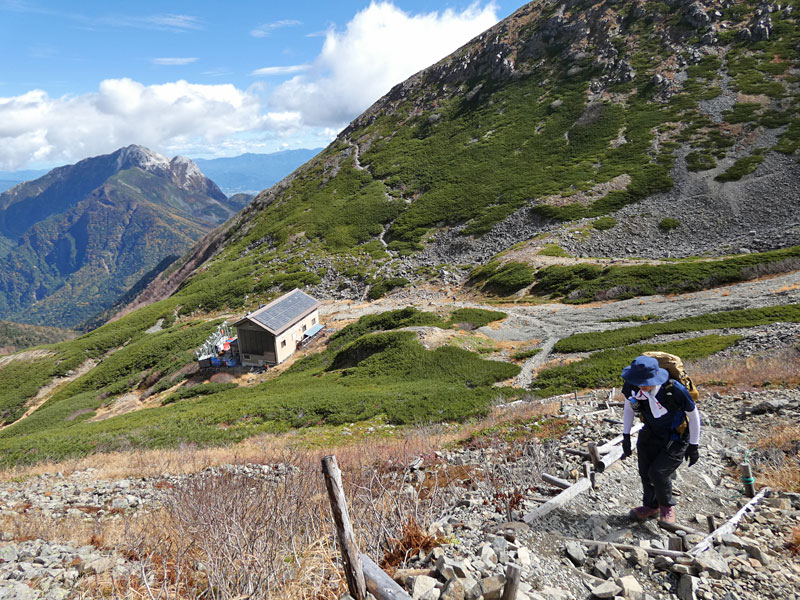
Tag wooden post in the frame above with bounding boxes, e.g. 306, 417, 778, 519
501, 564, 521, 600
542, 472, 572, 490
587, 443, 604, 473
573, 390, 579, 402
741, 463, 756, 497
706, 515, 716, 533
361, 554, 413, 600
322, 455, 367, 600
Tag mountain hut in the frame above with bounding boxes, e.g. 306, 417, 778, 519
233, 289, 322, 367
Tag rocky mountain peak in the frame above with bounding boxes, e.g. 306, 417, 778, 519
114, 144, 171, 174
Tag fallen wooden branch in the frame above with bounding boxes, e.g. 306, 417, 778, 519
523, 478, 592, 523
688, 487, 769, 556
542, 473, 572, 490
658, 520, 705, 538
564, 448, 591, 459
568, 538, 688, 560
361, 554, 413, 600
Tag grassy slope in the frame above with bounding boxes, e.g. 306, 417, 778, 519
130, 1, 799, 311
0, 308, 516, 467
1, 1, 799, 464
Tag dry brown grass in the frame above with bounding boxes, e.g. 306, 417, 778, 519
772, 282, 800, 293
0, 398, 565, 599
689, 347, 800, 389
752, 425, 800, 493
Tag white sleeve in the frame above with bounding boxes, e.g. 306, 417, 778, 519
686, 408, 701, 445
623, 400, 634, 435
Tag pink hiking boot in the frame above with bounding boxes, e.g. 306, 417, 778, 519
659, 505, 676, 524
630, 506, 659, 520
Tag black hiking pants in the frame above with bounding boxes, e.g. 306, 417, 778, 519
637, 427, 689, 508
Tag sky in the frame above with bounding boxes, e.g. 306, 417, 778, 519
0, 0, 527, 170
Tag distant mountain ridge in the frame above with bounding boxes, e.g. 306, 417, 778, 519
192, 149, 321, 194
0, 145, 240, 328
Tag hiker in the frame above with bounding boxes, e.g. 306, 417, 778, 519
620, 355, 701, 524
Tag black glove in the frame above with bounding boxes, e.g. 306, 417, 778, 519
685, 444, 700, 467
621, 434, 632, 459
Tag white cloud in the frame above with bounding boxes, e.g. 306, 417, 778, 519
152, 57, 199, 66
99, 13, 203, 31
0, 79, 277, 170
251, 19, 302, 38
1, 2, 504, 169
251, 64, 310, 76
269, 1, 499, 127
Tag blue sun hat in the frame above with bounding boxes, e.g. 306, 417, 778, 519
621, 355, 669, 387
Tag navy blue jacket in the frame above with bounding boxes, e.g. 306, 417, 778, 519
622, 379, 696, 442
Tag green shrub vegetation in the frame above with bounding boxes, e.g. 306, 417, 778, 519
554, 303, 800, 353
470, 261, 536, 295
539, 244, 571, 257
658, 217, 681, 231
593, 217, 617, 231
162, 382, 239, 405
512, 348, 542, 360
685, 151, 716, 172
530, 246, 800, 303
368, 277, 409, 300
715, 151, 766, 182
0, 357, 57, 425
601, 314, 660, 323
0, 310, 520, 467
531, 335, 740, 397
446, 308, 507, 329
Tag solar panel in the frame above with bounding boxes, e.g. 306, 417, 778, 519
251, 290, 318, 333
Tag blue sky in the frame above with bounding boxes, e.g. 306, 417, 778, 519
0, 0, 527, 170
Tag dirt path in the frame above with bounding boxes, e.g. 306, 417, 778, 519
320, 271, 800, 384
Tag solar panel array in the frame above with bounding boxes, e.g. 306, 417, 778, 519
251, 290, 318, 333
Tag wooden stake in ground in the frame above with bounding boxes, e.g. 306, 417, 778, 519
322, 455, 367, 600
501, 564, 521, 600
741, 463, 756, 497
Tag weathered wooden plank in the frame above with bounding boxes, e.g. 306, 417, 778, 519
542, 472, 572, 490
361, 554, 413, 600
598, 423, 643, 453
523, 478, 592, 523
322, 455, 367, 600
501, 564, 521, 600
688, 487, 769, 556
